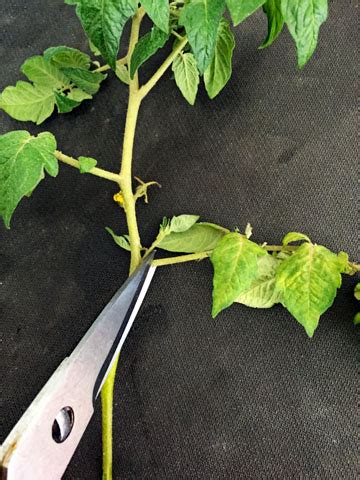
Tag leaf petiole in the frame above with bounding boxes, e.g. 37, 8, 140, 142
138, 36, 188, 99
151, 245, 360, 274
55, 151, 122, 184
93, 56, 128, 73
152, 251, 210, 267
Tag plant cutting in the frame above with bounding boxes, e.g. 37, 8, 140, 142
0, 1, 358, 479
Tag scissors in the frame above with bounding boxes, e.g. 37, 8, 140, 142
0, 253, 156, 480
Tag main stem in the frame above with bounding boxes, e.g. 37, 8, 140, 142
119, 6, 144, 275
100, 9, 144, 480
118, 89, 142, 273
99, 12, 187, 478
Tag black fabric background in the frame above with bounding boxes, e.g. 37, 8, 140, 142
0, 1, 358, 479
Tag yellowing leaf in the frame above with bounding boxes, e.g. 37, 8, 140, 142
115, 64, 130, 85
67, 88, 92, 102
282, 231, 311, 246
0, 81, 55, 125
276, 243, 342, 337
236, 254, 283, 308
354, 283, 360, 301
172, 53, 199, 105
211, 232, 267, 317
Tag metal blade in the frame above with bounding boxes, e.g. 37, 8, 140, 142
0, 254, 156, 480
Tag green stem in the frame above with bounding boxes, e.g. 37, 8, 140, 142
143, 231, 168, 260
100, 12, 189, 478
94, 57, 128, 73
264, 245, 296, 251
349, 262, 360, 273
152, 251, 210, 267
55, 151, 122, 184
149, 244, 296, 267
138, 36, 188, 99
152, 248, 360, 273
118, 6, 145, 274
118, 90, 142, 272
100, 354, 120, 480
101, 8, 145, 480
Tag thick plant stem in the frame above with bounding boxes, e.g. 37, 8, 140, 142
100, 354, 120, 480
100, 93, 142, 480
118, 6, 145, 274
119, 90, 142, 273
101, 9, 144, 480
100, 9, 189, 477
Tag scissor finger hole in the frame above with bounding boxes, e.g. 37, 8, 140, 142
52, 406, 74, 443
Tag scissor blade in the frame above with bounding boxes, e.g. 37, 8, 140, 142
71, 252, 156, 401
0, 254, 156, 480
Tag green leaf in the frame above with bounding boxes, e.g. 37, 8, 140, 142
67, 88, 92, 102
115, 64, 130, 85
179, 0, 225, 74
78, 156, 98, 173
106, 227, 131, 251
172, 52, 199, 105
0, 131, 58, 228
0, 81, 55, 125
226, 0, 266, 26
236, 254, 283, 308
89, 40, 101, 56
354, 283, 360, 301
68, 0, 137, 69
281, 0, 328, 68
336, 251, 353, 274
0, 49, 96, 123
141, 0, 170, 33
354, 313, 360, 326
282, 231, 311, 246
211, 232, 267, 317
43, 46, 91, 70
158, 222, 228, 253
54, 91, 81, 113
204, 18, 235, 99
130, 27, 169, 79
276, 243, 342, 337
61, 68, 106, 95
170, 214, 200, 233
21, 56, 70, 89
259, 0, 284, 49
